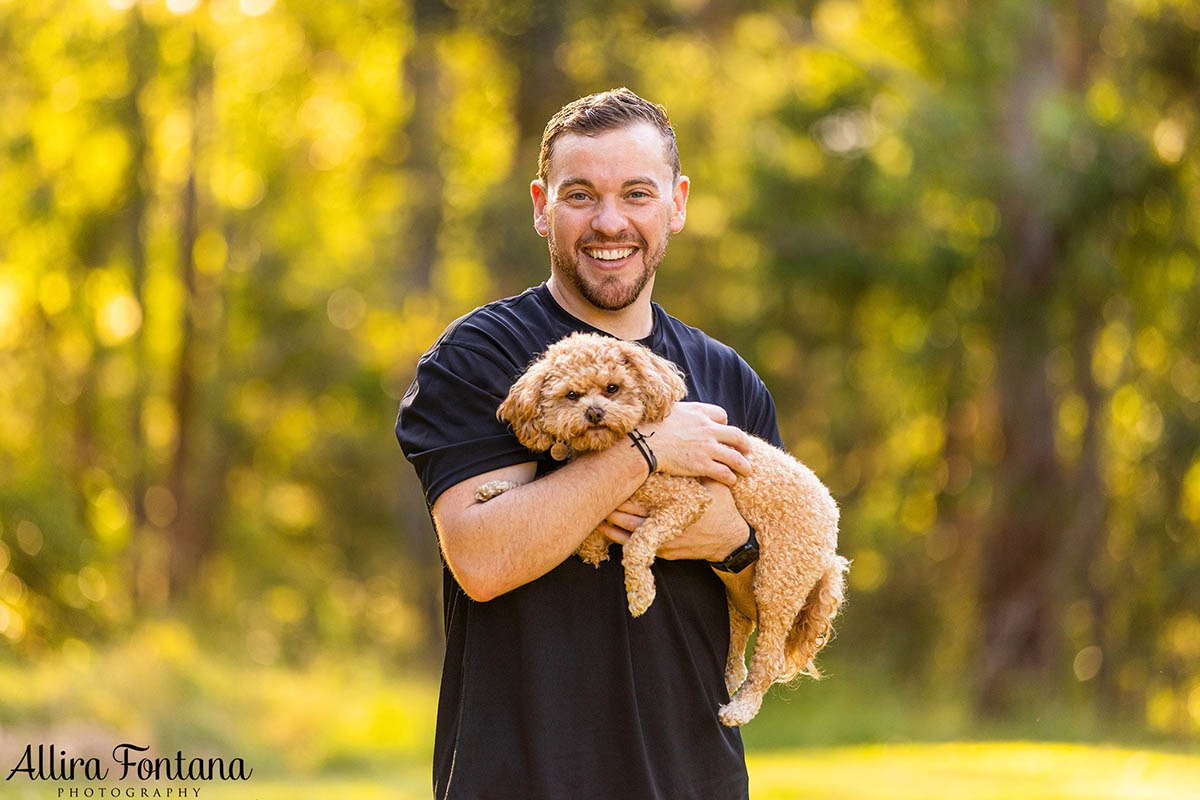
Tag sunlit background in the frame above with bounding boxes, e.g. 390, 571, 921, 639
1, 0, 1199, 796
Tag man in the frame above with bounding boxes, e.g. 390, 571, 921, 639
397, 88, 784, 800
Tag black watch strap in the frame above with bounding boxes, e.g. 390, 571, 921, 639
708, 525, 759, 573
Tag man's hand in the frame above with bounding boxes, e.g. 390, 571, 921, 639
639, 402, 753, 486
597, 479, 750, 562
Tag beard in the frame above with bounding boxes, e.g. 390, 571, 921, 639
548, 228, 668, 312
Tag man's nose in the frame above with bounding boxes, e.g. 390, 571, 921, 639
591, 198, 628, 237
586, 406, 606, 424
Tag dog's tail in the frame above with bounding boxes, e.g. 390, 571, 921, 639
784, 555, 850, 680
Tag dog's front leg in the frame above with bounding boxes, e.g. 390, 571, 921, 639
621, 475, 712, 617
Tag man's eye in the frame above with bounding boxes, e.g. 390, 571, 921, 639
566, 391, 579, 401
628, 190, 649, 199
568, 192, 590, 201
605, 384, 620, 394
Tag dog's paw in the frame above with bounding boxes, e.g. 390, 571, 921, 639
622, 559, 658, 617
626, 580, 656, 617
717, 691, 763, 727
627, 590, 654, 617
474, 480, 518, 503
623, 561, 658, 616
717, 705, 748, 728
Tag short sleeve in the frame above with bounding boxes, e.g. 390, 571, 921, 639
396, 340, 532, 507
744, 368, 784, 449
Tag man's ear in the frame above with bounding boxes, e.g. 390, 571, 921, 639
670, 175, 689, 234
531, 180, 550, 237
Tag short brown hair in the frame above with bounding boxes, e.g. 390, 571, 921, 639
538, 88, 680, 185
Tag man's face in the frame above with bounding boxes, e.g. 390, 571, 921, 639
532, 122, 688, 312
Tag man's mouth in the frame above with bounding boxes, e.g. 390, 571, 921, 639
581, 245, 638, 263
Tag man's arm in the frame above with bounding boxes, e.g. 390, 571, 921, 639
432, 445, 649, 602
432, 402, 752, 602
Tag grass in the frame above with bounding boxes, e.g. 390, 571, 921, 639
748, 742, 1200, 799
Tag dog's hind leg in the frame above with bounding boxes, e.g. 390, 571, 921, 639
724, 598, 755, 695
718, 587, 809, 727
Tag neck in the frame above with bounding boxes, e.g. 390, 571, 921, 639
546, 274, 656, 341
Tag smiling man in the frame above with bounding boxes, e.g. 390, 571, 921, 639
397, 89, 785, 800
534, 110, 680, 319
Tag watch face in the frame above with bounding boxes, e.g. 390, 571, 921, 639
713, 539, 759, 573
725, 544, 759, 573
710, 526, 760, 572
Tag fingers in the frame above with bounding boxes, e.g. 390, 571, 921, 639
696, 442, 751, 484
615, 500, 650, 516
720, 443, 753, 478
713, 423, 752, 455
596, 521, 631, 544
705, 464, 739, 487
648, 402, 752, 482
679, 402, 751, 456
700, 462, 739, 489
680, 401, 728, 425
606, 510, 645, 531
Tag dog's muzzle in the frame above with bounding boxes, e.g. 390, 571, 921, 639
585, 406, 606, 424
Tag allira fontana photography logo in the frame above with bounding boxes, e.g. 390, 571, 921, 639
7, 743, 252, 796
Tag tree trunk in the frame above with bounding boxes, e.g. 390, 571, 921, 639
1061, 299, 1115, 707
167, 30, 208, 599
977, 4, 1066, 714
123, 7, 154, 609
401, 0, 451, 291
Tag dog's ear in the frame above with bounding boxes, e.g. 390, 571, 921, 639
618, 341, 687, 423
498, 356, 555, 452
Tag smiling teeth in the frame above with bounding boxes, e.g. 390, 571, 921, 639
586, 247, 635, 261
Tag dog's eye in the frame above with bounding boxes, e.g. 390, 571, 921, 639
566, 390, 579, 401
605, 384, 620, 395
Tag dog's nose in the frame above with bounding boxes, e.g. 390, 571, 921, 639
585, 406, 605, 424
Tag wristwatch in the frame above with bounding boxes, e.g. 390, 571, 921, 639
708, 525, 759, 573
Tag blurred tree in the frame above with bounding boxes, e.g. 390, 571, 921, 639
166, 26, 207, 597
0, 0, 1197, 737
121, 5, 155, 605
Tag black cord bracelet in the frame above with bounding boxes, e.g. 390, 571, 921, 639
627, 429, 657, 474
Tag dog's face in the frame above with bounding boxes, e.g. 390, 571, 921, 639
498, 332, 688, 454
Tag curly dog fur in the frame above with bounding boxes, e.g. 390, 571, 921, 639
475, 332, 849, 726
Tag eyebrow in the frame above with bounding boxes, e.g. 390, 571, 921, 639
557, 177, 661, 191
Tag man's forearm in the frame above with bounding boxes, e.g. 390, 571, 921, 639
433, 444, 650, 601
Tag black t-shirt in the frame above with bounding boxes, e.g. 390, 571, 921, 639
396, 283, 783, 800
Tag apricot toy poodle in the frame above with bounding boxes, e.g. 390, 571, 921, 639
474, 332, 849, 726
